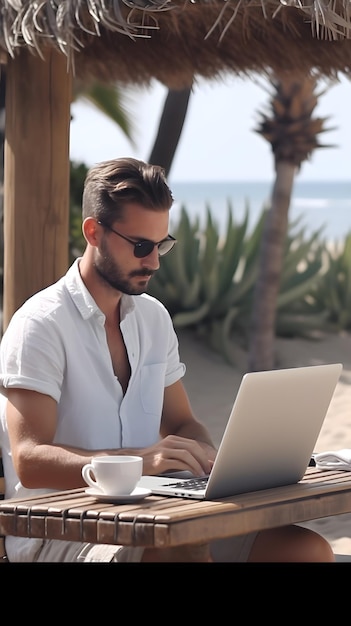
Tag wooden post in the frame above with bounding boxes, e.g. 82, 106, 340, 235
3, 48, 72, 331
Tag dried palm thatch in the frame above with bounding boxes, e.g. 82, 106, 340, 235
1, 0, 351, 88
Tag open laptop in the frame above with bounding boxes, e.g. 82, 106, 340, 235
139, 363, 342, 500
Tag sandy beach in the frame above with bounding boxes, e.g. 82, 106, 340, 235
178, 328, 351, 558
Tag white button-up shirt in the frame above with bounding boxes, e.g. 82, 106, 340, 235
0, 258, 186, 498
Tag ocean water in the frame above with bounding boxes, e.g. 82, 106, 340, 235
169, 180, 351, 243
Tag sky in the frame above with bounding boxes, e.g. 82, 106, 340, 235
70, 73, 351, 184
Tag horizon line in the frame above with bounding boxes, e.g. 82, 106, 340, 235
170, 178, 351, 185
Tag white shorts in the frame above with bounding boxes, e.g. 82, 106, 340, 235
34, 540, 144, 562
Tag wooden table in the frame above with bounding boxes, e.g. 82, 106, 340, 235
1, 468, 351, 550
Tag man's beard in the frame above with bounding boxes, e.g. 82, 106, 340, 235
94, 240, 154, 295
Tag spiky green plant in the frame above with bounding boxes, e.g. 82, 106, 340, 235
148, 203, 261, 329
310, 233, 351, 331
148, 204, 327, 364
69, 161, 88, 262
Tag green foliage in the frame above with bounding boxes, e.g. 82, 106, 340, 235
148, 204, 332, 363
69, 161, 88, 262
310, 233, 351, 331
148, 204, 261, 333
72, 81, 135, 146
275, 218, 330, 337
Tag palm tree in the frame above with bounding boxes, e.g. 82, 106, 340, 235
248, 73, 334, 372
70, 81, 193, 261
72, 79, 135, 147
148, 86, 192, 177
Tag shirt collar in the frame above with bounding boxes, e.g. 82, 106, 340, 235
65, 258, 135, 321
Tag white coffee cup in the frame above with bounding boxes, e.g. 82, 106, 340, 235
82, 455, 143, 496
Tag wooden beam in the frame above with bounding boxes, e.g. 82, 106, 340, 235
3, 48, 72, 331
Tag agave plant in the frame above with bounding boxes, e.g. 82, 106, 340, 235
149, 204, 332, 365
310, 233, 351, 331
148, 203, 261, 332
275, 218, 331, 336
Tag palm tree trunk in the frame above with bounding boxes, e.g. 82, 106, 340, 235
148, 87, 192, 177
248, 162, 296, 371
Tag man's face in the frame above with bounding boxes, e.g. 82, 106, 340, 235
94, 203, 171, 295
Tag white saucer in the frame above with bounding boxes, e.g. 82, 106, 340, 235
84, 486, 151, 503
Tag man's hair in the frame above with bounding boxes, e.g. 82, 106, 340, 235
82, 157, 174, 224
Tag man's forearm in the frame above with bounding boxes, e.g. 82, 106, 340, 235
174, 420, 216, 453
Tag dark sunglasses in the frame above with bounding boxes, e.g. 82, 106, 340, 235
97, 221, 177, 258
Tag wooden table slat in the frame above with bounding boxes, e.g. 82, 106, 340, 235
1, 469, 351, 549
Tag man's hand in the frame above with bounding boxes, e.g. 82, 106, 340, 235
140, 435, 216, 476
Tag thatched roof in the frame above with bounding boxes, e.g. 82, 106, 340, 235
1, 1, 351, 88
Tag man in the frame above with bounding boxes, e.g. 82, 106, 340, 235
0, 157, 334, 562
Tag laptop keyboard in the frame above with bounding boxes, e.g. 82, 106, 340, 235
163, 476, 209, 491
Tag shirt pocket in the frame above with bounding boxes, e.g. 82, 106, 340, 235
139, 362, 167, 415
